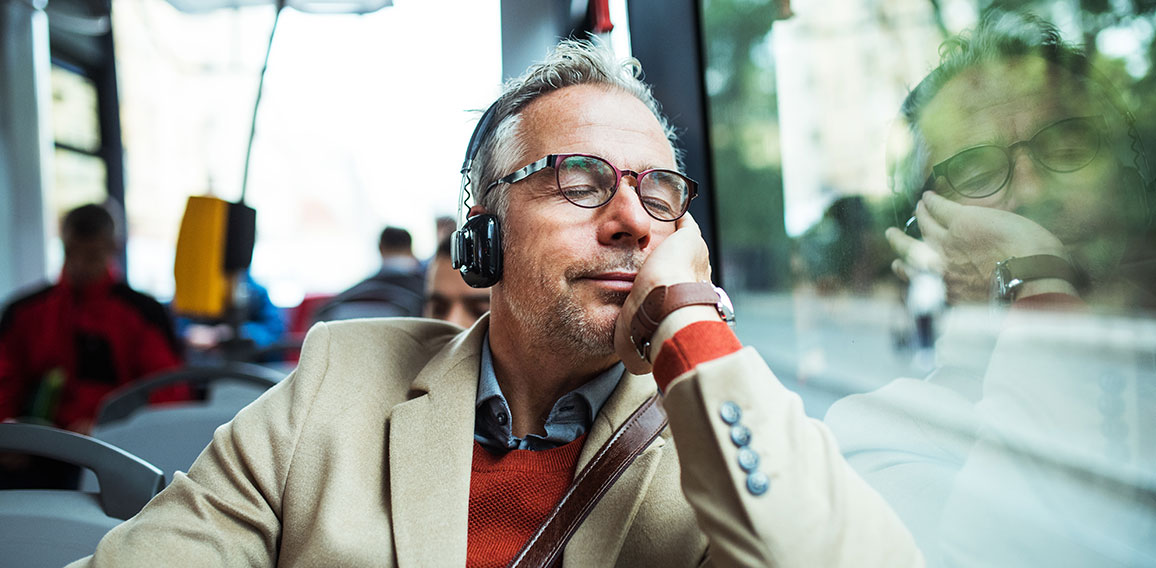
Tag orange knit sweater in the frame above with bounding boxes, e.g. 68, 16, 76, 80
465, 320, 741, 566
467, 435, 586, 568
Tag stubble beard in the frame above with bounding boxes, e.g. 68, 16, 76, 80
506, 253, 642, 358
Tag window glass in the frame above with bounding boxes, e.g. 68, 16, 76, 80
703, 0, 1156, 563
45, 64, 109, 277
113, 0, 502, 304
50, 65, 101, 153
52, 148, 107, 209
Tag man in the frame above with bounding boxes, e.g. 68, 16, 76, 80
826, 12, 1156, 567
73, 40, 920, 567
882, 14, 1152, 308
315, 226, 426, 321
0, 204, 186, 434
425, 236, 490, 328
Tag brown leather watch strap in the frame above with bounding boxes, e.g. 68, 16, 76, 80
1006, 254, 1078, 282
506, 393, 668, 568
629, 282, 721, 361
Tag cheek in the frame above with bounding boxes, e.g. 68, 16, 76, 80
957, 195, 1016, 211
650, 222, 678, 243
1050, 167, 1120, 207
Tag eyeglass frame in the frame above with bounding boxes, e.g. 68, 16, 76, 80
921, 115, 1108, 200
486, 153, 699, 221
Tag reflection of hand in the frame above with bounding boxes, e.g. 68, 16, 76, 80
614, 213, 714, 375
887, 193, 1066, 304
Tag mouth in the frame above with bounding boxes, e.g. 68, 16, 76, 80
578, 271, 637, 293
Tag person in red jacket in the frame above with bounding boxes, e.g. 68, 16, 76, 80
0, 203, 187, 435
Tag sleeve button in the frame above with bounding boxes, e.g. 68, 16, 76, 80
719, 401, 742, 425
729, 424, 752, 447
746, 471, 770, 496
737, 447, 760, 472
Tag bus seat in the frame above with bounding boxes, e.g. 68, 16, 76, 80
0, 423, 163, 567
81, 363, 284, 487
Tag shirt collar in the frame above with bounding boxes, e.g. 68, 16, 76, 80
474, 332, 623, 451
58, 266, 116, 297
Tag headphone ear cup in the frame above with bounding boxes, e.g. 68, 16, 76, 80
452, 214, 503, 288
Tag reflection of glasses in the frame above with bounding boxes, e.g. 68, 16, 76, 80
488, 153, 698, 221
924, 115, 1107, 199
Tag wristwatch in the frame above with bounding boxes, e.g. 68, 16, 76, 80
991, 254, 1078, 304
629, 282, 736, 361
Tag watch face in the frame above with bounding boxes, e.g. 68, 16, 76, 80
991, 261, 1022, 303
714, 286, 736, 324
992, 263, 1009, 300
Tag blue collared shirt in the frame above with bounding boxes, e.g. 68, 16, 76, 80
474, 334, 623, 452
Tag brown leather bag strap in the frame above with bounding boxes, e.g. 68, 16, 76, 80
506, 392, 668, 568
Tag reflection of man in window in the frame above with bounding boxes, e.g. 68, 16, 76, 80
0, 204, 187, 435
884, 16, 1153, 308
827, 11, 1156, 567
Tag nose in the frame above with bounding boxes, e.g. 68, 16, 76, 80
446, 302, 476, 329
596, 176, 652, 249
1004, 149, 1048, 210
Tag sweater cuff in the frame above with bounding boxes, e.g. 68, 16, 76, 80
652, 320, 742, 392
1005, 292, 1088, 331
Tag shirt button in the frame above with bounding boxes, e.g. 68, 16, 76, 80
737, 448, 760, 472
496, 411, 508, 426
746, 471, 770, 496
719, 401, 742, 425
729, 424, 752, 447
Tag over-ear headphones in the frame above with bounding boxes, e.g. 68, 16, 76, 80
452, 99, 504, 288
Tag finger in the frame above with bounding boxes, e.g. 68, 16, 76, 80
886, 226, 943, 274
891, 258, 910, 282
920, 192, 964, 228
675, 211, 700, 233
885, 226, 918, 258
915, 200, 948, 243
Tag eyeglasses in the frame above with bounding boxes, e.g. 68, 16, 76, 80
925, 115, 1107, 199
488, 153, 698, 222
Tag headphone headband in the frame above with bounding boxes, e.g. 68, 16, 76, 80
452, 97, 506, 288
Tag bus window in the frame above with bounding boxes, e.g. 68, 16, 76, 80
112, 0, 502, 304
702, 0, 1156, 564
47, 64, 109, 276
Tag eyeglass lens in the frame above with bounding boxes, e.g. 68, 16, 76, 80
555, 155, 691, 221
944, 117, 1102, 198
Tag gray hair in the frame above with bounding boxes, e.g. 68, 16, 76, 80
467, 38, 681, 220
890, 10, 1131, 205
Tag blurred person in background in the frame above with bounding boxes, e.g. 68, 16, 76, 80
826, 11, 1156, 567
177, 270, 287, 363
424, 236, 490, 328
315, 226, 425, 321
435, 214, 457, 245
0, 203, 187, 434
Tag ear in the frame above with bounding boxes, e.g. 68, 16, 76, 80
467, 205, 488, 218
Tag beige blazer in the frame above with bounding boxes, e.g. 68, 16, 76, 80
71, 316, 922, 567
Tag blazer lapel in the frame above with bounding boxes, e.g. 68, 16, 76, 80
389, 318, 488, 568
564, 371, 665, 568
